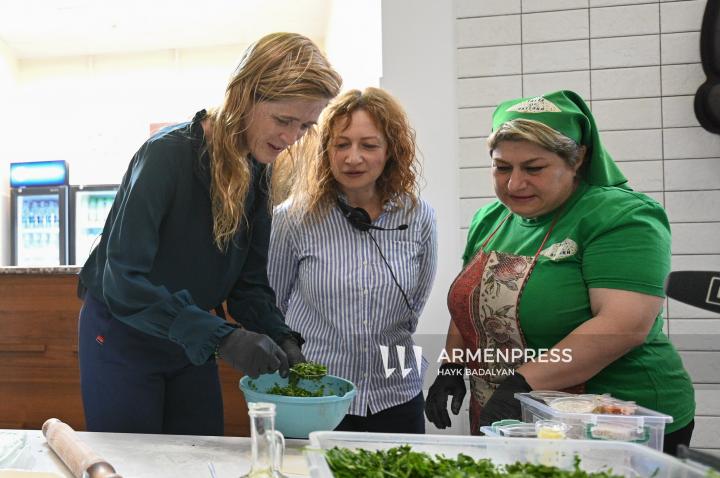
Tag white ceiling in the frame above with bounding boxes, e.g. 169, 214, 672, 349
0, 0, 333, 59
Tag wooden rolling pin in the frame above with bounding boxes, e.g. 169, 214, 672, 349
42, 418, 122, 478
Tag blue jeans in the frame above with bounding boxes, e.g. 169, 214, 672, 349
78, 293, 224, 435
334, 393, 425, 434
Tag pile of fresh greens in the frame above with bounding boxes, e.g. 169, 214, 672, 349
250, 361, 330, 397
290, 362, 328, 379
266, 383, 326, 397
325, 445, 629, 478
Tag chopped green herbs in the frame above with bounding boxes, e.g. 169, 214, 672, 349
246, 362, 331, 397
290, 362, 328, 378
289, 361, 328, 387
266, 383, 326, 397
325, 445, 628, 478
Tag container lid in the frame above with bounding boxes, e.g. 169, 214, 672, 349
528, 390, 573, 404
587, 422, 650, 443
497, 423, 537, 438
514, 392, 673, 423
549, 397, 596, 414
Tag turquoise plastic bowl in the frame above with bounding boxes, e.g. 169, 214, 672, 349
239, 372, 356, 439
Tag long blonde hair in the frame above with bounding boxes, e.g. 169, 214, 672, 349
206, 32, 341, 250
282, 87, 419, 219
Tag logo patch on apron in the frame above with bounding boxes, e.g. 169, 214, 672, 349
540, 238, 578, 261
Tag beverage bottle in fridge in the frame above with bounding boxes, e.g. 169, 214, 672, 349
44, 233, 51, 253
47, 199, 56, 228
28, 201, 36, 228
21, 203, 29, 229
33, 232, 42, 251
89, 197, 98, 223
38, 201, 47, 228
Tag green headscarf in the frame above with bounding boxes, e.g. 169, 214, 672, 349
491, 90, 628, 188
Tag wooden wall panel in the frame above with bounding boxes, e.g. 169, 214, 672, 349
0, 273, 249, 436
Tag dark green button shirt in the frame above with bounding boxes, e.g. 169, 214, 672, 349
80, 110, 297, 365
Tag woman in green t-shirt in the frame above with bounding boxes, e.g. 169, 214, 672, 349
424, 90, 695, 455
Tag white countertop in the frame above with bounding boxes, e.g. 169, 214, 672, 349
2, 429, 311, 478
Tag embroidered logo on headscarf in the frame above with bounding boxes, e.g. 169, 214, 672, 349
540, 238, 578, 261
507, 96, 561, 113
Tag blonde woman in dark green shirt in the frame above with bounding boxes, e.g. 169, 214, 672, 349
77, 33, 341, 435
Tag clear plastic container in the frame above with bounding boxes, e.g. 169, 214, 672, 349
515, 392, 672, 451
497, 422, 538, 438
528, 390, 573, 404
305, 431, 708, 478
549, 397, 596, 414
535, 420, 570, 439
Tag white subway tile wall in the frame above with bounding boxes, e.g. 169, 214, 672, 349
673, 223, 720, 255
454, 0, 719, 449
664, 127, 720, 159
670, 319, 720, 348
601, 129, 664, 160
590, 3, 660, 37
459, 167, 494, 198
666, 191, 720, 222
523, 70, 591, 98
662, 63, 706, 96
662, 95, 700, 128
695, 386, 720, 415
522, 0, 589, 13
458, 46, 522, 78
458, 138, 488, 168
455, 0, 520, 17
661, 32, 702, 64
590, 35, 660, 69
665, 158, 720, 190
591, 66, 662, 99
458, 107, 494, 138
457, 16, 521, 48
590, 0, 659, 6
620, 160, 664, 191
458, 76, 524, 108
591, 97, 662, 130
522, 10, 590, 43
660, 0, 706, 32
522, 40, 590, 73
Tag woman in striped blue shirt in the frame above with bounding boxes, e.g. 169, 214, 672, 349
268, 88, 438, 433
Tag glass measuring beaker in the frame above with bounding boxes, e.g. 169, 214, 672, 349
241, 402, 286, 478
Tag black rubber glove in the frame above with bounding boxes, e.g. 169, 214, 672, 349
217, 329, 288, 379
279, 337, 306, 377
477, 372, 532, 428
425, 363, 467, 429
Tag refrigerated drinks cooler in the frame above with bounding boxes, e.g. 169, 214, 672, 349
11, 189, 70, 266
69, 185, 118, 265
10, 161, 70, 266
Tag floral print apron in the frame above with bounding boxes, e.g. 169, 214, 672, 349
447, 213, 562, 434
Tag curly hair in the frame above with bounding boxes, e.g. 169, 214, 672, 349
283, 87, 420, 219
205, 32, 341, 250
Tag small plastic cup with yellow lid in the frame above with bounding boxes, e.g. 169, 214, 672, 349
534, 420, 570, 439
